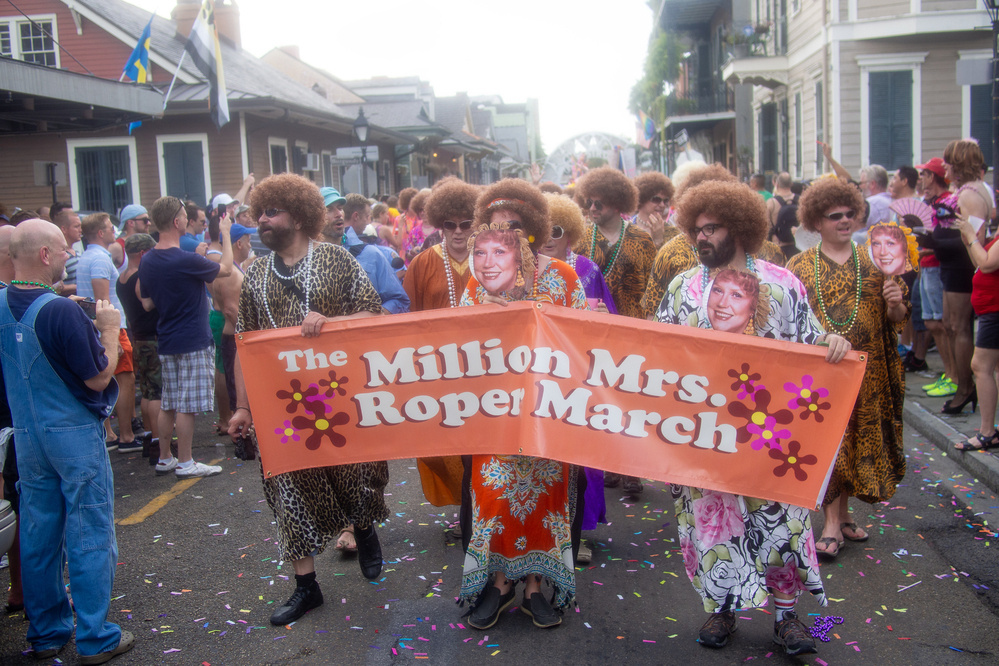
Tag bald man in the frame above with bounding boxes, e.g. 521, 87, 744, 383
0, 225, 13, 285
0, 219, 135, 662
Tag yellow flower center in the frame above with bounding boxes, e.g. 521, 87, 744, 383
808, 404, 818, 411
800, 388, 811, 399
315, 419, 329, 431
787, 456, 797, 464
751, 411, 766, 426
329, 381, 339, 389
284, 428, 294, 437
292, 392, 302, 401
762, 430, 773, 440
739, 373, 749, 381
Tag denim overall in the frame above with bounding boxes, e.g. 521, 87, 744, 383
0, 290, 121, 656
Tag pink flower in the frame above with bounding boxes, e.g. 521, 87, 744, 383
801, 532, 818, 570
680, 537, 698, 581
692, 491, 745, 549
764, 560, 807, 595
747, 415, 791, 451
273, 419, 300, 444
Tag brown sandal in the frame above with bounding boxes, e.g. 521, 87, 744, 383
815, 536, 841, 559
840, 522, 869, 542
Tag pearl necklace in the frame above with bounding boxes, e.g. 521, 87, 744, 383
263, 240, 315, 329
440, 241, 459, 308
589, 219, 627, 277
10, 279, 56, 294
813, 240, 861, 335
566, 250, 577, 271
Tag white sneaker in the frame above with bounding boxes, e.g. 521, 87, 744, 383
175, 461, 222, 478
155, 456, 178, 475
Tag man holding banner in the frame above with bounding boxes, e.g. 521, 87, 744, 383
227, 174, 387, 626
657, 180, 851, 657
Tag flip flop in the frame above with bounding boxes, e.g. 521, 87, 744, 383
840, 522, 869, 542
815, 536, 841, 559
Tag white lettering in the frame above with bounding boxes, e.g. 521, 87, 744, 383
362, 348, 419, 387
586, 349, 645, 393
278, 350, 304, 372
534, 380, 590, 426
353, 391, 404, 426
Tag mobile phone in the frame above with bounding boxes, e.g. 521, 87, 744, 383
217, 203, 227, 220
78, 298, 97, 320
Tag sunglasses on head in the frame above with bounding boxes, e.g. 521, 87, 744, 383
551, 226, 564, 240
650, 196, 667, 205
443, 219, 473, 232
262, 208, 288, 218
585, 199, 605, 211
824, 210, 857, 221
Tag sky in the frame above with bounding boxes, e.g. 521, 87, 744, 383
129, 0, 654, 153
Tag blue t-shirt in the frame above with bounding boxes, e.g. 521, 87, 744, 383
4, 287, 114, 419
76, 245, 126, 328
179, 233, 201, 252
138, 247, 220, 354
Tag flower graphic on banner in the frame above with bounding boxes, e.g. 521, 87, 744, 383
318, 371, 349, 398
292, 411, 350, 449
275, 379, 320, 414
784, 375, 831, 421
273, 419, 300, 444
768, 441, 817, 481
746, 415, 791, 451
727, 389, 793, 444
728, 363, 764, 398
304, 384, 335, 416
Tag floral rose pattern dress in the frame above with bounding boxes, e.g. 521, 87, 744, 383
458, 258, 586, 609
656, 259, 827, 613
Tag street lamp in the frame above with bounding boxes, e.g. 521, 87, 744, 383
984, 0, 999, 196
353, 108, 370, 196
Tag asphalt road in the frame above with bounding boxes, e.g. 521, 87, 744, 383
1, 418, 997, 665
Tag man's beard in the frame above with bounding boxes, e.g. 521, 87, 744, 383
698, 234, 737, 268
261, 224, 295, 253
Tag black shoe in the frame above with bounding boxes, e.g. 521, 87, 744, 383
131, 417, 145, 433
355, 524, 383, 579
117, 439, 143, 453
234, 435, 257, 461
773, 612, 817, 656
622, 476, 644, 496
699, 611, 737, 648
520, 591, 561, 628
903, 352, 929, 373
468, 585, 516, 630
270, 582, 323, 625
604, 472, 621, 488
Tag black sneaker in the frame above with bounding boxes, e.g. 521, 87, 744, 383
698, 611, 737, 648
773, 612, 817, 656
622, 476, 644, 496
117, 439, 143, 453
604, 473, 622, 488
270, 582, 323, 626
355, 524, 383, 580
520, 591, 561, 628
468, 585, 516, 630
903, 352, 929, 373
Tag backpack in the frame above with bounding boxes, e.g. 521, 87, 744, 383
773, 194, 799, 245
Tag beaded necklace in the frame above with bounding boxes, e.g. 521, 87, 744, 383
566, 250, 577, 271
263, 240, 314, 329
589, 219, 626, 277
813, 240, 861, 335
10, 279, 56, 294
440, 241, 459, 308
700, 255, 755, 295
0, 279, 7, 288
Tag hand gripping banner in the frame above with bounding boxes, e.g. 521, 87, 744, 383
237, 302, 867, 508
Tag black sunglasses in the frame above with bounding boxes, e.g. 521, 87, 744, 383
824, 210, 857, 221
443, 219, 473, 232
585, 199, 605, 211
650, 196, 667, 205
550, 225, 565, 240
262, 208, 288, 218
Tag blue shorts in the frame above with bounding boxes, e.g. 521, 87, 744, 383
919, 266, 944, 321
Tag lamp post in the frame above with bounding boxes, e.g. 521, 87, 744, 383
353, 108, 370, 197
985, 0, 999, 197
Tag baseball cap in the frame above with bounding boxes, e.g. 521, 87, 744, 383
320, 187, 346, 207
229, 223, 252, 243
915, 157, 948, 183
124, 233, 156, 254
119, 204, 147, 229
235, 204, 250, 216
211, 193, 235, 209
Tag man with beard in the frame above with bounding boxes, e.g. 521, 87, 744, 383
228, 174, 388, 626
655, 180, 850, 657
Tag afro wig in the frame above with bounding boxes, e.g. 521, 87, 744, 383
474, 178, 550, 251
797, 177, 865, 232
634, 171, 675, 207
944, 139, 986, 185
397, 187, 418, 212
249, 173, 326, 238
425, 177, 479, 229
538, 182, 564, 195
676, 181, 769, 255
673, 163, 737, 200
578, 166, 638, 214
410, 189, 432, 216
543, 192, 586, 247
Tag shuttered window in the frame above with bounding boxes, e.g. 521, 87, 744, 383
75, 146, 132, 214
162, 141, 206, 206
759, 103, 778, 174
970, 84, 993, 170
869, 70, 912, 169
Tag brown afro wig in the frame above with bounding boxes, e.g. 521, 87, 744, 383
474, 178, 550, 251
538, 182, 563, 195
410, 189, 431, 216
249, 173, 326, 238
673, 163, 737, 200
634, 171, 675, 207
425, 177, 479, 229
398, 187, 418, 211
543, 193, 586, 247
944, 139, 986, 185
675, 181, 768, 255
797, 177, 865, 232
578, 166, 638, 214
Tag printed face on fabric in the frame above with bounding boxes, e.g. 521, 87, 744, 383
472, 230, 519, 295
707, 269, 759, 334
868, 226, 908, 276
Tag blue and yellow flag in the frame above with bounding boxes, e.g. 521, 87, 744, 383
122, 15, 154, 83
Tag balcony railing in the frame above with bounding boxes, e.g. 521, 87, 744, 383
727, 17, 788, 58
664, 88, 734, 117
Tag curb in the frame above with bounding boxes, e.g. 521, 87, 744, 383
903, 398, 999, 494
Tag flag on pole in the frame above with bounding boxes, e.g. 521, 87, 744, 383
639, 110, 657, 142
122, 15, 153, 83
184, 0, 229, 129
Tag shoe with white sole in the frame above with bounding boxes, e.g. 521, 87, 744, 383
175, 461, 222, 478
154, 456, 178, 475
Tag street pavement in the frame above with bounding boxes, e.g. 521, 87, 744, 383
1, 349, 998, 665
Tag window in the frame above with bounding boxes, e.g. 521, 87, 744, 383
321, 150, 334, 187
815, 81, 824, 174
268, 138, 288, 174
66, 138, 139, 215
970, 84, 993, 170
157, 134, 211, 206
0, 16, 58, 66
794, 92, 802, 178
869, 71, 912, 169
759, 103, 778, 175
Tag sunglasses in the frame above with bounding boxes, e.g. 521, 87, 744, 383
136, 217, 151, 223
650, 196, 667, 205
550, 225, 565, 240
262, 208, 288, 218
824, 210, 857, 221
694, 223, 721, 237
443, 219, 473, 232
585, 199, 605, 211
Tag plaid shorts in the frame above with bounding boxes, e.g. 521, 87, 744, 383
133, 338, 162, 401
159, 346, 215, 413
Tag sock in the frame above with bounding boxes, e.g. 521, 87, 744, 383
774, 596, 796, 622
177, 459, 194, 470
158, 456, 173, 464
295, 572, 317, 589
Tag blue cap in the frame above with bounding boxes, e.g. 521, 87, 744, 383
320, 187, 346, 207
119, 204, 147, 229
229, 223, 251, 243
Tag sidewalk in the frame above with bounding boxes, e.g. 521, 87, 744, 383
902, 347, 999, 494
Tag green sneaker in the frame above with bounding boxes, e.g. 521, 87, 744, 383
926, 378, 958, 397
922, 374, 947, 392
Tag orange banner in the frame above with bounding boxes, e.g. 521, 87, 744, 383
237, 302, 867, 507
